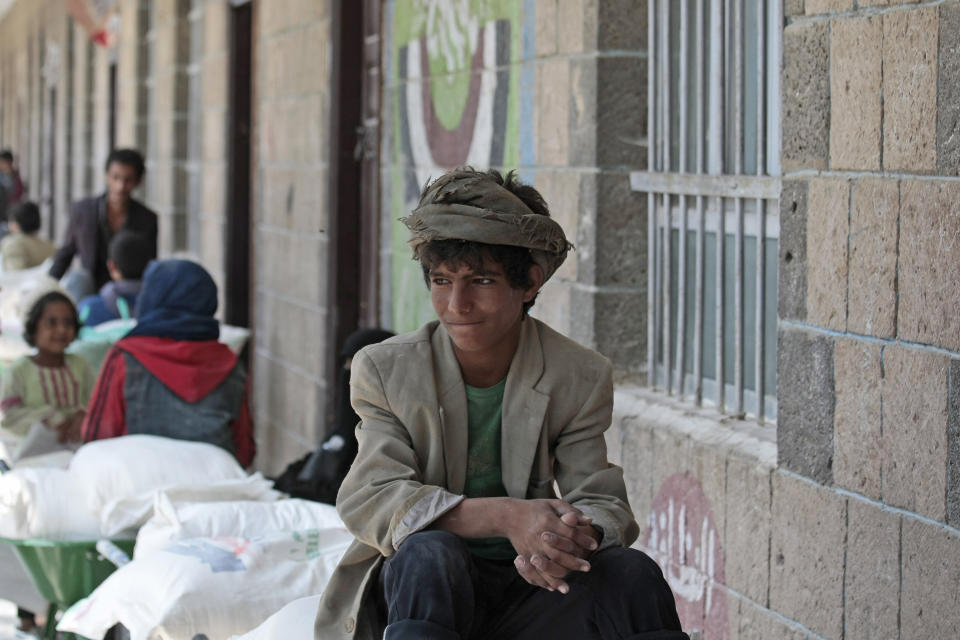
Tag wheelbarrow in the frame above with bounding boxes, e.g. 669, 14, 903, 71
0, 537, 134, 640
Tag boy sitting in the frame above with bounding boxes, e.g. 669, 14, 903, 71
77, 230, 150, 326
315, 168, 686, 639
0, 201, 55, 271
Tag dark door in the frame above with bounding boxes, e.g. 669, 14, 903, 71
325, 0, 381, 428
225, 0, 253, 330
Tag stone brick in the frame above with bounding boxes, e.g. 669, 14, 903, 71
777, 328, 834, 484
806, 177, 848, 331
834, 339, 883, 500
784, 0, 805, 16
829, 16, 882, 171
257, 228, 329, 308
251, 348, 325, 446
950, 360, 960, 527
532, 170, 580, 282
569, 58, 598, 167
535, 0, 557, 57
596, 56, 645, 168
594, 171, 646, 287
618, 415, 654, 529
587, 287, 645, 371
858, 0, 889, 6
883, 7, 938, 173
806, 0, 853, 15
848, 178, 898, 338
939, 3, 960, 176
200, 214, 225, 273
778, 180, 807, 321
738, 599, 807, 640
844, 500, 900, 640
532, 279, 571, 338
557, 0, 586, 54
901, 518, 960, 639
724, 455, 771, 605
882, 346, 949, 521
898, 180, 960, 351
597, 0, 645, 51
258, 296, 325, 375
782, 21, 829, 171
769, 472, 846, 640
534, 58, 570, 165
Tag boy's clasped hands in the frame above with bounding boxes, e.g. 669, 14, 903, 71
507, 498, 601, 595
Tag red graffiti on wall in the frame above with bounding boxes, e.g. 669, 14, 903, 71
645, 473, 728, 639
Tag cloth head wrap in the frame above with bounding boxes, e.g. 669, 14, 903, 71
401, 172, 573, 282
127, 259, 220, 341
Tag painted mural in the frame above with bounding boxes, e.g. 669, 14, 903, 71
384, 0, 534, 332
646, 474, 728, 639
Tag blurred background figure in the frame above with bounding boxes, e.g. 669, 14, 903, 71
0, 201, 56, 272
273, 327, 394, 504
49, 149, 157, 302
77, 230, 150, 327
0, 150, 26, 207
80, 259, 255, 466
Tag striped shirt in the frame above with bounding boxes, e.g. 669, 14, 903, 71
0, 353, 94, 439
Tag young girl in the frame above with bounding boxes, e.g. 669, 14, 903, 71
0, 290, 95, 457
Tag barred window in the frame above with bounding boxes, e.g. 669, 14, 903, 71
631, 0, 781, 422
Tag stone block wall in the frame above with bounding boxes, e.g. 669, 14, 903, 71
606, 2, 952, 638
612, 1, 960, 638
251, 0, 332, 474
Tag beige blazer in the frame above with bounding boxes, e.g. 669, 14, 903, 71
314, 318, 639, 639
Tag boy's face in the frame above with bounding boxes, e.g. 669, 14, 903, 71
105, 162, 141, 201
429, 258, 541, 358
0, 159, 11, 173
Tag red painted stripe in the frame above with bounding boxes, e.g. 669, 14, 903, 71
39, 366, 53, 405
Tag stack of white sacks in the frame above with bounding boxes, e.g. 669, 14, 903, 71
0, 435, 353, 639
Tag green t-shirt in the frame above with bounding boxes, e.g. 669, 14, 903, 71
463, 378, 516, 560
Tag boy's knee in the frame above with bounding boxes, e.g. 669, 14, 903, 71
587, 547, 671, 595
388, 531, 471, 572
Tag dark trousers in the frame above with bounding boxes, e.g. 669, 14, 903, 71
380, 530, 689, 640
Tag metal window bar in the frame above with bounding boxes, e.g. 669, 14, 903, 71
674, 0, 689, 398
693, 0, 706, 406
639, 0, 780, 421
660, 0, 672, 394
754, 0, 766, 422
646, 0, 656, 387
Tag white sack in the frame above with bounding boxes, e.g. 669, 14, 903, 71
100, 473, 281, 537
228, 595, 320, 640
70, 435, 249, 514
58, 529, 353, 640
135, 496, 344, 559
0, 467, 101, 540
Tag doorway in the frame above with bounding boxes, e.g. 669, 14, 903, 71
225, 0, 253, 330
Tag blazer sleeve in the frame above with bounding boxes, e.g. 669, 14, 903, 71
49, 203, 81, 279
554, 362, 640, 550
335, 349, 463, 558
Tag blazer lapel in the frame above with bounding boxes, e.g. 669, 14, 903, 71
501, 318, 549, 498
432, 324, 469, 494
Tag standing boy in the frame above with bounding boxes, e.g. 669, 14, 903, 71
315, 168, 686, 640
49, 149, 157, 299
